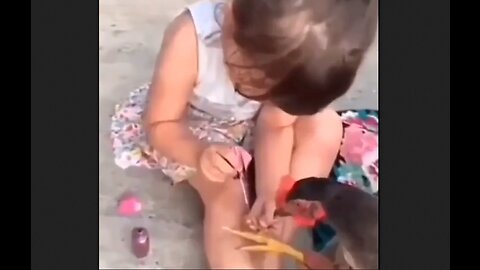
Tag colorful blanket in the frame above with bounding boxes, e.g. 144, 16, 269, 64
313, 109, 378, 252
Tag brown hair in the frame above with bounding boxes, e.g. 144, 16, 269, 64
230, 0, 378, 115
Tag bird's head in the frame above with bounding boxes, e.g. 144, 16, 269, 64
275, 176, 355, 228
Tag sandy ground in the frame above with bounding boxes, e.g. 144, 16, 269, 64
99, 0, 378, 268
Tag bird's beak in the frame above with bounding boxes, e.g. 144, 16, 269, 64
275, 175, 327, 227
274, 201, 327, 228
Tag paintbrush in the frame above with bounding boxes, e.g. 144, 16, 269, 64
216, 146, 252, 208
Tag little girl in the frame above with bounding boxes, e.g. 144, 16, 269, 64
111, 0, 378, 268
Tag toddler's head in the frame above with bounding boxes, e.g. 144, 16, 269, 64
222, 0, 378, 115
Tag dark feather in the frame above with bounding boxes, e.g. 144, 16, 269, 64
286, 177, 378, 269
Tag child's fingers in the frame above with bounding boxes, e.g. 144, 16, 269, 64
218, 146, 244, 171
246, 200, 263, 231
258, 201, 277, 229
209, 151, 238, 178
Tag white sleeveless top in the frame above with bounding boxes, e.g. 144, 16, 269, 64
186, 0, 261, 121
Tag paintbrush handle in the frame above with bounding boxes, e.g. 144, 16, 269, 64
216, 151, 250, 207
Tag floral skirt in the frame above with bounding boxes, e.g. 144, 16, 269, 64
111, 84, 255, 183
110, 84, 379, 252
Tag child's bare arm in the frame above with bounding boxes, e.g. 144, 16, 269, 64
144, 12, 205, 168
254, 103, 297, 196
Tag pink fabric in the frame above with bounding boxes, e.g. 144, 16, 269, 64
231, 146, 253, 207
232, 146, 252, 170
340, 124, 378, 166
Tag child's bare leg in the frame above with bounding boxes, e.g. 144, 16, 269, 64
262, 108, 343, 268
189, 175, 261, 269
291, 108, 343, 179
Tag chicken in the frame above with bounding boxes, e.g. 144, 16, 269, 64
223, 176, 378, 269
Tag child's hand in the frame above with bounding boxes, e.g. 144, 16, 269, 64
198, 144, 240, 183
245, 195, 278, 231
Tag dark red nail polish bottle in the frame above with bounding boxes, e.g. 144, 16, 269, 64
131, 227, 150, 258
